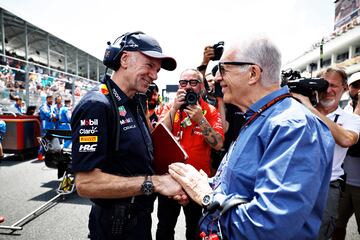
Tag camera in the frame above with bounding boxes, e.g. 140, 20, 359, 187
211, 41, 224, 61
281, 69, 329, 106
181, 90, 198, 110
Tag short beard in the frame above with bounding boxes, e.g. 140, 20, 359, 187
319, 99, 336, 108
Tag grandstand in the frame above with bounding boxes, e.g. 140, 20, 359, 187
0, 7, 106, 111
283, 0, 360, 77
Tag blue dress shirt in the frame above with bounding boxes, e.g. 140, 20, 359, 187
202, 86, 335, 240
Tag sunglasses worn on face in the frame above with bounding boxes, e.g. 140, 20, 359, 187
179, 79, 200, 87
218, 61, 263, 77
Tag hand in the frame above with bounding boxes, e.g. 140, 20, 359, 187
173, 89, 187, 111
202, 46, 215, 66
172, 193, 190, 206
153, 174, 185, 197
291, 93, 314, 109
184, 103, 203, 123
168, 163, 213, 205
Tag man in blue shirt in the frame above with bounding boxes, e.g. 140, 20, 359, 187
169, 36, 335, 240
13, 96, 25, 114
58, 99, 72, 148
39, 95, 55, 134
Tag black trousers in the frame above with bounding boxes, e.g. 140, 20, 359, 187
156, 195, 202, 240
88, 204, 152, 240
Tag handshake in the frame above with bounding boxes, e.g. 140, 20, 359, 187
156, 163, 213, 206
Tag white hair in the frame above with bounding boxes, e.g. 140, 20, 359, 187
231, 36, 282, 87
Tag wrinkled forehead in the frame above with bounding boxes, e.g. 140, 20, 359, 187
222, 47, 241, 61
180, 70, 199, 80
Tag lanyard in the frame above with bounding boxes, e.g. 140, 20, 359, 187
241, 93, 292, 130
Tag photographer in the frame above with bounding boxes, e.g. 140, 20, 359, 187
292, 67, 360, 240
333, 71, 360, 239
157, 68, 224, 240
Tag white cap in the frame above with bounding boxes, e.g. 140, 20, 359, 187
348, 72, 360, 86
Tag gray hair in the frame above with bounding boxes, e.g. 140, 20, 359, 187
316, 66, 347, 86
180, 68, 204, 82
232, 37, 282, 87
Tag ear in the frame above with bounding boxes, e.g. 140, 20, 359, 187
120, 52, 129, 69
248, 65, 261, 85
344, 84, 348, 91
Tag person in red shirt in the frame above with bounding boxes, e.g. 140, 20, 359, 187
156, 68, 224, 240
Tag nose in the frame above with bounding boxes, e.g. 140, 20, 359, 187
215, 73, 222, 83
149, 69, 158, 81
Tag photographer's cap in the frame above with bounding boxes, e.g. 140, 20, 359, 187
348, 72, 360, 86
124, 33, 177, 71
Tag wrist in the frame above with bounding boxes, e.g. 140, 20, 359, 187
152, 175, 161, 193
198, 117, 207, 125
197, 64, 207, 71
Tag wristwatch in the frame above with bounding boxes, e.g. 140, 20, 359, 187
141, 175, 154, 196
202, 193, 214, 210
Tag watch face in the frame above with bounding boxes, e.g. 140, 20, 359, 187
141, 180, 154, 196
202, 194, 212, 206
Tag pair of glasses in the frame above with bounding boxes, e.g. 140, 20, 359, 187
179, 79, 200, 87
218, 61, 263, 77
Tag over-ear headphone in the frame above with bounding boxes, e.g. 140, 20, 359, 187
103, 31, 144, 71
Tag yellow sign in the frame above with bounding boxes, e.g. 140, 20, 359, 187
79, 136, 98, 143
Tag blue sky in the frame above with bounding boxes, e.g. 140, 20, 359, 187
0, 0, 335, 88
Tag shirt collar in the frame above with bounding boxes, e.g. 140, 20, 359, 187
106, 77, 130, 106
326, 106, 342, 118
245, 86, 290, 119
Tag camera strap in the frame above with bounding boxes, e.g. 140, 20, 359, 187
241, 93, 291, 130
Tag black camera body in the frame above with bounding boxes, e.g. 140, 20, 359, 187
181, 90, 199, 110
281, 69, 329, 105
211, 41, 224, 61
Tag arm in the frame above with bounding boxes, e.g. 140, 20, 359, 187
293, 93, 359, 147
184, 103, 224, 151
197, 46, 214, 76
75, 168, 184, 199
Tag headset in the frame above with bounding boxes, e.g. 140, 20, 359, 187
103, 31, 144, 71
101, 31, 153, 172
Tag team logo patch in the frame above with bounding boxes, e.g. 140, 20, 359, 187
118, 106, 127, 117
80, 119, 98, 126
79, 136, 98, 143
174, 113, 180, 122
120, 118, 133, 125
123, 124, 136, 131
79, 127, 98, 134
79, 144, 97, 152
100, 84, 109, 95
112, 88, 121, 101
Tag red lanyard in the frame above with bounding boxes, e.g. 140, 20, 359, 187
241, 93, 291, 130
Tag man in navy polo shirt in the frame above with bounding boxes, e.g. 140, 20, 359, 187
71, 32, 186, 240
